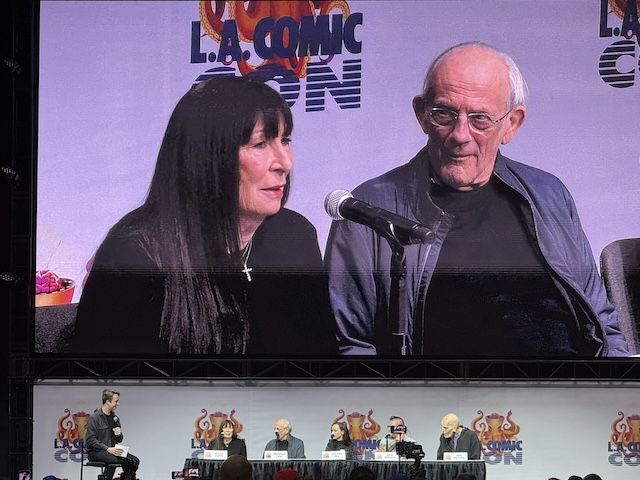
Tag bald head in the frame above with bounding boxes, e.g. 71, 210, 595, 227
274, 418, 292, 440
412, 42, 527, 191
441, 413, 460, 438
423, 41, 528, 109
220, 455, 253, 480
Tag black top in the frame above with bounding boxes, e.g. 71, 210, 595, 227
84, 409, 123, 452
73, 208, 337, 355
436, 426, 482, 460
424, 176, 577, 356
324, 439, 357, 460
207, 438, 247, 458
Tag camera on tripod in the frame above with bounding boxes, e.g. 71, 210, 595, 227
395, 441, 425, 460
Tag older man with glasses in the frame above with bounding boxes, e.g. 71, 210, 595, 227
263, 418, 306, 459
325, 41, 629, 358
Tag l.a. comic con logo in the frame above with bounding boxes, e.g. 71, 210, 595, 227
52, 408, 91, 463
471, 410, 523, 466
190, 1, 363, 112
332, 409, 382, 460
190, 408, 244, 458
607, 412, 640, 467
599, 0, 640, 87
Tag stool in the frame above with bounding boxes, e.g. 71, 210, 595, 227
81, 460, 122, 480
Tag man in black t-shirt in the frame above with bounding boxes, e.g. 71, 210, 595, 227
325, 41, 629, 357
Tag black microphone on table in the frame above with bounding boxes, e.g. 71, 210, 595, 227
324, 189, 434, 246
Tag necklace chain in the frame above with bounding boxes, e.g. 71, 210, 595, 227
241, 238, 253, 282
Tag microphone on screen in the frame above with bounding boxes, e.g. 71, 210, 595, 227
324, 189, 434, 246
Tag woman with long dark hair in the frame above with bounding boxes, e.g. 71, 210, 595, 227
73, 76, 336, 355
325, 421, 357, 460
207, 420, 246, 457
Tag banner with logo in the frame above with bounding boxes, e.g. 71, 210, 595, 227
35, 1, 640, 354
33, 382, 640, 480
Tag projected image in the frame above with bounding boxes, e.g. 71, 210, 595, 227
35, 1, 639, 357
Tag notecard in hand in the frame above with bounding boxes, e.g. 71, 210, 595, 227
115, 444, 129, 457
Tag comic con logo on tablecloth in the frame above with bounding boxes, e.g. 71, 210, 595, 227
190, 409, 244, 458
191, 1, 363, 112
607, 412, 640, 466
599, 0, 640, 87
471, 410, 523, 466
52, 408, 92, 463
331, 409, 382, 460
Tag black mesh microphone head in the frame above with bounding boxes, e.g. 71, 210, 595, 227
324, 189, 352, 220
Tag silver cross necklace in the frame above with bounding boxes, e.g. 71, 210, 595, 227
241, 238, 253, 282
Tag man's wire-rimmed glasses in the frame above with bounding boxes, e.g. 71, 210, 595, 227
426, 106, 512, 132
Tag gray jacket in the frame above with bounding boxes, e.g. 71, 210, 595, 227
263, 434, 305, 459
325, 147, 629, 356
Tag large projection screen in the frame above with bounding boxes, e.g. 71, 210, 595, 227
35, 1, 640, 356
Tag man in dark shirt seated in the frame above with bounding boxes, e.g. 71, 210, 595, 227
437, 413, 481, 460
84, 389, 140, 480
263, 418, 305, 459
324, 41, 630, 357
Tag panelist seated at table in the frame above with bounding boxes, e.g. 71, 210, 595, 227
208, 420, 247, 458
324, 422, 357, 460
264, 418, 306, 459
437, 413, 482, 460
377, 416, 416, 453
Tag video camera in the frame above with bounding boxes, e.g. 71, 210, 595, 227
390, 424, 408, 435
395, 441, 425, 460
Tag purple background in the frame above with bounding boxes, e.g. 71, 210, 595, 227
37, 1, 639, 305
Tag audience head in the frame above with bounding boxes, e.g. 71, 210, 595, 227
454, 473, 477, 480
440, 413, 460, 438
567, 476, 582, 480
220, 455, 253, 480
349, 466, 376, 480
583, 475, 601, 480
274, 418, 292, 441
275, 468, 301, 480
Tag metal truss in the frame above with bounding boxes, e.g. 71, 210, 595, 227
12, 356, 640, 383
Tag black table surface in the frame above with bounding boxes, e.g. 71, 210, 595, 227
183, 458, 486, 480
